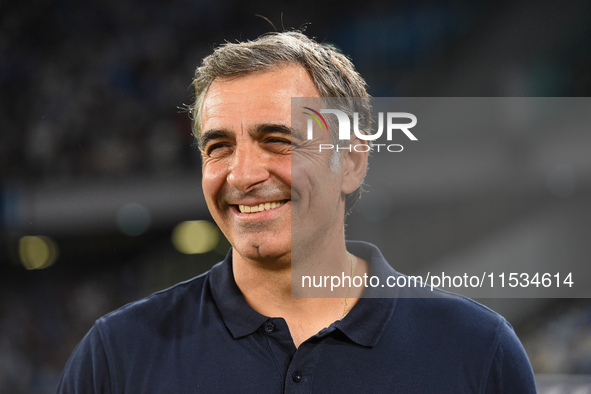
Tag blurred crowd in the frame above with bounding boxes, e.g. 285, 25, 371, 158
524, 300, 591, 374
0, 0, 229, 183
0, 0, 506, 184
0, 265, 140, 393
4, 0, 590, 184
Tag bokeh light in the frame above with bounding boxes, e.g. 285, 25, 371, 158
18, 235, 59, 270
171, 220, 220, 254
116, 203, 151, 236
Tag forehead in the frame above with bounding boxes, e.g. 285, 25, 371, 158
201, 65, 320, 130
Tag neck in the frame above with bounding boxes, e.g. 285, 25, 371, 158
232, 239, 367, 347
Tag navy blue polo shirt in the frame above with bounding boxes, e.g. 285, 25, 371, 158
57, 241, 536, 393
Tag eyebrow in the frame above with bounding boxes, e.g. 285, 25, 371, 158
199, 129, 231, 149
200, 123, 295, 149
253, 123, 293, 137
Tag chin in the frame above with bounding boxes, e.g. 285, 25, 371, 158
234, 240, 291, 264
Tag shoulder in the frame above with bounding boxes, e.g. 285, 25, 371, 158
392, 290, 507, 345
95, 268, 214, 340
404, 287, 503, 326
387, 292, 535, 392
57, 267, 220, 393
484, 312, 537, 393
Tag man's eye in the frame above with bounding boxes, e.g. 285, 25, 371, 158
265, 138, 290, 144
263, 138, 292, 154
205, 143, 231, 156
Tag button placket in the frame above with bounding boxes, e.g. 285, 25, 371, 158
284, 340, 326, 393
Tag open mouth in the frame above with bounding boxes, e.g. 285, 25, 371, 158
238, 200, 288, 213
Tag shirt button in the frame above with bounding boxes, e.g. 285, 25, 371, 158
292, 371, 302, 383
264, 322, 275, 333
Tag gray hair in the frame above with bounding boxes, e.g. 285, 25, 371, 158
190, 31, 370, 214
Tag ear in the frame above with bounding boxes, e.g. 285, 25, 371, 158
340, 139, 369, 194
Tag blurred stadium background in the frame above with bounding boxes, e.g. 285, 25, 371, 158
1, 0, 591, 392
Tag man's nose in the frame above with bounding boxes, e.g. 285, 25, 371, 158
226, 144, 270, 192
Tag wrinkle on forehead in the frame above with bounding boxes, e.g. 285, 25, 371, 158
201, 65, 321, 133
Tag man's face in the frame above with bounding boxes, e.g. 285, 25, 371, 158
200, 65, 347, 264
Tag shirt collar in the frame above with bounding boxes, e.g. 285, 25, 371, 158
209, 249, 269, 339
333, 241, 399, 347
208, 241, 399, 347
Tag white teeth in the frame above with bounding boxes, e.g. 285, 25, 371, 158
238, 201, 286, 213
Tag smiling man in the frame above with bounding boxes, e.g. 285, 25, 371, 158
58, 32, 536, 393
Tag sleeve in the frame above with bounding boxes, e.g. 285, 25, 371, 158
485, 320, 537, 394
56, 324, 112, 394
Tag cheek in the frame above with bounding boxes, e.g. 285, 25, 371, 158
290, 164, 336, 206
201, 163, 227, 206
275, 156, 292, 183
291, 150, 336, 186
290, 159, 310, 187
